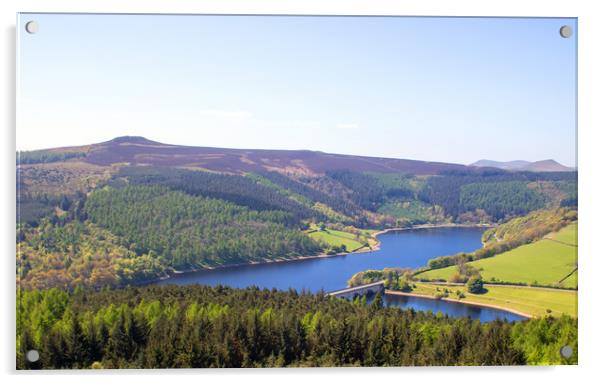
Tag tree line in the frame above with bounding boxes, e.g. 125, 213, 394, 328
16, 285, 577, 369
17, 150, 87, 165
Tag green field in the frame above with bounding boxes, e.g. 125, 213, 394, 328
549, 222, 578, 245
417, 224, 578, 288
307, 228, 366, 252
560, 270, 578, 287
405, 282, 577, 318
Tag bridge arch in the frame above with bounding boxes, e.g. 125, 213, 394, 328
326, 280, 385, 300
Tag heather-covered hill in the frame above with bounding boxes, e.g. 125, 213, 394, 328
23, 136, 470, 176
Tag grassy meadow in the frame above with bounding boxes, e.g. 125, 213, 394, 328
307, 227, 367, 252
405, 282, 577, 318
417, 224, 578, 288
549, 222, 578, 244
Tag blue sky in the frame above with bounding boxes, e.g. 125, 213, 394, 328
17, 14, 577, 166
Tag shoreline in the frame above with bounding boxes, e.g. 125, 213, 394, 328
149, 223, 493, 285
372, 222, 495, 238
414, 280, 577, 293
141, 246, 376, 286
370, 222, 495, 251
385, 289, 533, 319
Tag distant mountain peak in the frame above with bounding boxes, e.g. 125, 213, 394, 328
470, 159, 573, 172
532, 159, 559, 165
105, 136, 160, 145
471, 159, 530, 169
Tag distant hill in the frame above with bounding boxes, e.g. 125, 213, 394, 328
470, 159, 574, 172
17, 136, 578, 290
470, 160, 532, 170
28, 136, 470, 176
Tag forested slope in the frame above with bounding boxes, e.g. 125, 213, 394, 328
17, 220, 165, 290
16, 285, 577, 369
118, 166, 323, 223
85, 185, 322, 269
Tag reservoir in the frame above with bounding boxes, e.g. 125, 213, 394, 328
156, 227, 484, 292
155, 227, 526, 321
382, 294, 527, 322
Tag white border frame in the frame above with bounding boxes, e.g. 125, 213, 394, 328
2, 1, 601, 382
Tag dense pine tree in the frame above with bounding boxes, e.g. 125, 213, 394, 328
16, 286, 577, 369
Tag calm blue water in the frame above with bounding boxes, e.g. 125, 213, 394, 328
156, 227, 483, 292
382, 294, 526, 322
154, 227, 526, 321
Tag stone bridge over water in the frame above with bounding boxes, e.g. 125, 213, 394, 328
326, 280, 385, 299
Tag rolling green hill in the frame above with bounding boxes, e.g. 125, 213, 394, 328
417, 224, 578, 288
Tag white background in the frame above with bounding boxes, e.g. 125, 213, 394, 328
1, 0, 601, 381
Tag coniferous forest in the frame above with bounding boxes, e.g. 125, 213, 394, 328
84, 185, 321, 268
17, 285, 577, 369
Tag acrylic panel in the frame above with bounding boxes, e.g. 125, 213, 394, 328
16, 14, 578, 369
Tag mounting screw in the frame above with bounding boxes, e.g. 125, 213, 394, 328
25, 21, 39, 34
26, 349, 40, 362
559, 25, 572, 38
560, 345, 573, 358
